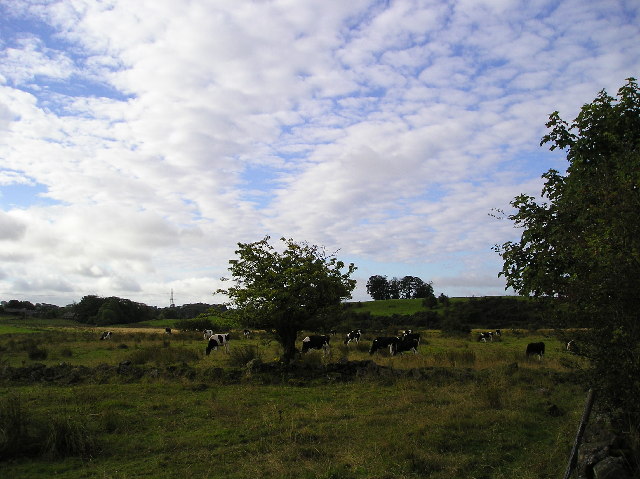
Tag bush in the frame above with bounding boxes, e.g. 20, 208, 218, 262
175, 318, 213, 332
440, 315, 471, 336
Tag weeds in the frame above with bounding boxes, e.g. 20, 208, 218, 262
228, 345, 261, 367
433, 349, 476, 367
28, 345, 48, 360
128, 345, 199, 365
0, 394, 97, 460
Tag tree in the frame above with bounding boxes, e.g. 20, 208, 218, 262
73, 295, 154, 324
414, 280, 435, 300
438, 293, 450, 307
366, 275, 390, 300
218, 236, 357, 364
387, 277, 401, 299
495, 78, 640, 423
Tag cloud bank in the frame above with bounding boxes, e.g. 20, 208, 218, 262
0, 0, 638, 306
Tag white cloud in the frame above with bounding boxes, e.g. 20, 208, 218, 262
0, 0, 638, 305
0, 211, 26, 240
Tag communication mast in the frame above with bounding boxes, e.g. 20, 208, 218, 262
170, 289, 175, 308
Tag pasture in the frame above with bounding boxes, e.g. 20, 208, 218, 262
0, 321, 587, 478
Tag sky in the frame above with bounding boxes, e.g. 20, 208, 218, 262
0, 0, 638, 307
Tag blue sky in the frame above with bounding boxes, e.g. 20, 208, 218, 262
1, 0, 638, 306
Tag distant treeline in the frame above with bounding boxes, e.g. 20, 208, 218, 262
1, 296, 226, 325
3, 295, 567, 331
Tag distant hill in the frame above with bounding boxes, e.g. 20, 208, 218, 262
345, 297, 469, 317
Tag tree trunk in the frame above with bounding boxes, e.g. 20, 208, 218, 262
278, 328, 298, 365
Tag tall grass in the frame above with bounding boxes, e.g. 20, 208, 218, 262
0, 394, 97, 460
128, 344, 200, 365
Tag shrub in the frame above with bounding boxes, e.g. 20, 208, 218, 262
440, 315, 471, 336
175, 318, 213, 332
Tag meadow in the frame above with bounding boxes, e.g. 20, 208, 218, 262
0, 318, 587, 478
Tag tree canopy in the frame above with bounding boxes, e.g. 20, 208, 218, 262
366, 275, 435, 300
495, 78, 640, 420
218, 236, 357, 363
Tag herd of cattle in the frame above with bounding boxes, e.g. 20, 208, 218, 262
97, 327, 566, 360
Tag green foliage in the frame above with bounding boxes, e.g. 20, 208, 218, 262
174, 317, 214, 331
496, 78, 640, 422
197, 310, 240, 331
73, 295, 154, 325
366, 275, 390, 300
440, 314, 471, 336
219, 236, 357, 363
366, 275, 435, 300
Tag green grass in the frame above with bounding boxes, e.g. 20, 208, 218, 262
0, 372, 583, 478
349, 298, 437, 316
0, 327, 585, 478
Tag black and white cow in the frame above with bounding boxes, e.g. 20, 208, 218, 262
566, 340, 579, 354
391, 337, 419, 356
165, 327, 172, 335
478, 331, 494, 342
301, 335, 330, 354
526, 342, 545, 358
402, 331, 421, 344
344, 329, 362, 345
243, 329, 251, 339
203, 329, 214, 340
99, 331, 112, 340
205, 333, 230, 355
369, 336, 399, 355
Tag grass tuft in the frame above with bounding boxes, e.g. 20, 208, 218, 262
0, 394, 97, 460
128, 345, 199, 365
228, 345, 262, 367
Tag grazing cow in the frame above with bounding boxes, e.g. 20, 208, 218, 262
495, 329, 502, 337
344, 329, 362, 345
391, 337, 419, 356
478, 332, 494, 342
369, 336, 399, 355
526, 342, 545, 358
243, 329, 251, 339
566, 340, 579, 353
205, 333, 230, 355
301, 335, 330, 355
165, 328, 172, 334
402, 331, 421, 344
99, 331, 112, 340
203, 329, 214, 340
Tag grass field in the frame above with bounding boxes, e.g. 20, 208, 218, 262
0, 321, 586, 478
348, 298, 435, 316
